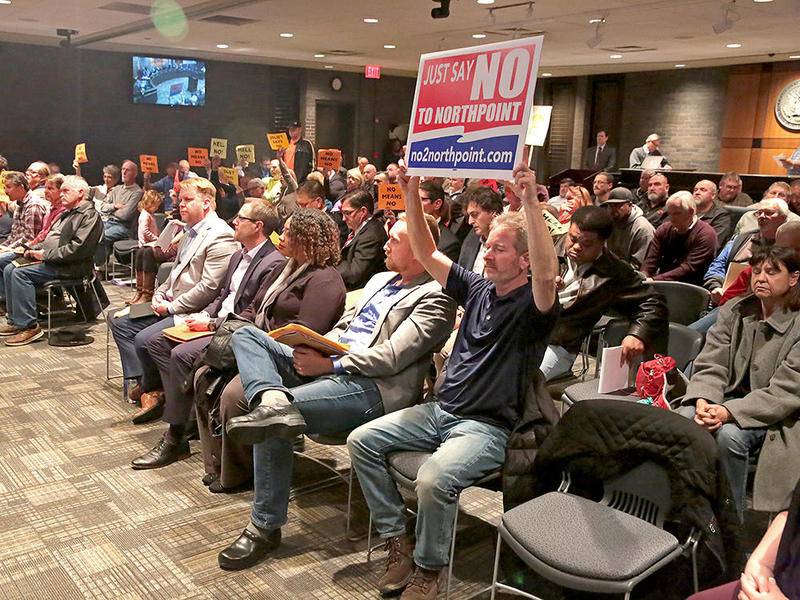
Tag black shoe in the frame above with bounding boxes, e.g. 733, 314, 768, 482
202, 473, 219, 486
131, 438, 190, 470
226, 404, 307, 445
218, 527, 281, 571
209, 478, 253, 494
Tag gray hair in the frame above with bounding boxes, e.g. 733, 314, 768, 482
102, 164, 120, 180
754, 197, 790, 217
61, 175, 90, 196
665, 190, 696, 213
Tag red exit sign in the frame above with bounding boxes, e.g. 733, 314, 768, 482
365, 64, 381, 79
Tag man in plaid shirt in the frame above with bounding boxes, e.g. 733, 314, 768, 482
0, 163, 50, 249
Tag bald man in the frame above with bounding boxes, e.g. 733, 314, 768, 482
693, 179, 731, 247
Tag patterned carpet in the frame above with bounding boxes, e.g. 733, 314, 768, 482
0, 282, 505, 600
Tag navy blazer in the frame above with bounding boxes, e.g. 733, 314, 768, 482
204, 239, 283, 318
457, 230, 483, 272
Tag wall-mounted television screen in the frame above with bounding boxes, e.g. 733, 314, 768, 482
132, 56, 206, 106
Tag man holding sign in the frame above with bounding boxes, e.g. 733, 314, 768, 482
283, 122, 314, 184
405, 37, 542, 180
348, 161, 558, 599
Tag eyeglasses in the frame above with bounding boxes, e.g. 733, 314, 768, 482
341, 208, 361, 216
234, 215, 259, 223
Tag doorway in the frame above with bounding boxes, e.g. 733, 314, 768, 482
315, 101, 356, 167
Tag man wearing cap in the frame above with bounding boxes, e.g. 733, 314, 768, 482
602, 187, 655, 269
629, 133, 670, 170
283, 122, 315, 184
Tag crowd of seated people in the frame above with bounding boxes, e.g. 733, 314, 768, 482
3, 138, 800, 600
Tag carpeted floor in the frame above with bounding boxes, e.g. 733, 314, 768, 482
0, 281, 505, 600
0, 281, 766, 600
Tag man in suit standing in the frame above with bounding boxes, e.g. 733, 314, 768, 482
418, 180, 461, 261
584, 130, 616, 171
336, 189, 388, 290
108, 177, 239, 409
128, 201, 284, 468
215, 215, 457, 570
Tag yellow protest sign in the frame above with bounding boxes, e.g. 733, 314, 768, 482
378, 183, 405, 211
139, 154, 159, 174
218, 166, 239, 187
187, 147, 209, 167
317, 148, 342, 172
74, 143, 88, 164
210, 138, 228, 159
267, 132, 289, 151
235, 144, 256, 163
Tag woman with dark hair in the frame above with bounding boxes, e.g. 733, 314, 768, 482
678, 244, 800, 521
197, 208, 346, 492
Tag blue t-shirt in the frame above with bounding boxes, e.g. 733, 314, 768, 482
437, 262, 559, 431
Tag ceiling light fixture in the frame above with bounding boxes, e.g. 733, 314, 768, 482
541, 72, 552, 77
609, 54, 623, 59
477, 0, 495, 4
0, 1, 12, 4
752, 0, 773, 3
279, 32, 294, 38
587, 18, 606, 49
324, 65, 334, 69
472, 33, 487, 39
363, 17, 379, 24
726, 42, 742, 48
314, 53, 325, 58
712, 0, 740, 34
675, 63, 686, 67
216, 43, 229, 49
790, 54, 800, 59
383, 44, 396, 49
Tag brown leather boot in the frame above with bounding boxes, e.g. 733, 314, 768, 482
378, 535, 415, 596
139, 271, 156, 304
125, 271, 144, 305
399, 566, 442, 600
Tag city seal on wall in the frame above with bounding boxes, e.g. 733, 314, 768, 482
775, 79, 800, 131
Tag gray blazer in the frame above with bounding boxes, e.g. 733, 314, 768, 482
155, 212, 240, 314
682, 295, 800, 511
326, 271, 457, 413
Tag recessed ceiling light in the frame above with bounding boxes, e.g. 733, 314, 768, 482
588, 17, 604, 24
383, 44, 396, 49
726, 43, 742, 48
790, 54, 800, 59
216, 43, 229, 49
363, 18, 379, 24
324, 65, 334, 69
753, 0, 773, 3
0, 1, 12, 5
675, 63, 686, 68
541, 72, 552, 77
609, 54, 623, 59
472, 33, 487, 39
314, 53, 326, 58
477, 0, 495, 4
279, 32, 294, 38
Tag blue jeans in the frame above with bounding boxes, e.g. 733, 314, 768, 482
540, 344, 578, 381
0, 251, 17, 300
347, 402, 509, 570
96, 219, 130, 266
677, 404, 766, 519
230, 326, 384, 530
5, 262, 61, 328
689, 307, 719, 333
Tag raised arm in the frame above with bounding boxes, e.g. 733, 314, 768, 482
399, 173, 452, 286
510, 162, 558, 313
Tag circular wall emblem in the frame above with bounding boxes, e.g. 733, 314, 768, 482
775, 79, 800, 131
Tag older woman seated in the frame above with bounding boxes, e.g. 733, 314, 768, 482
677, 244, 800, 520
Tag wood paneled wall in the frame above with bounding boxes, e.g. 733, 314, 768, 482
720, 62, 800, 175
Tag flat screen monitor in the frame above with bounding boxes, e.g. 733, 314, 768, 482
132, 56, 206, 106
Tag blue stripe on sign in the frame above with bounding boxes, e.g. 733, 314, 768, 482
407, 135, 518, 171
